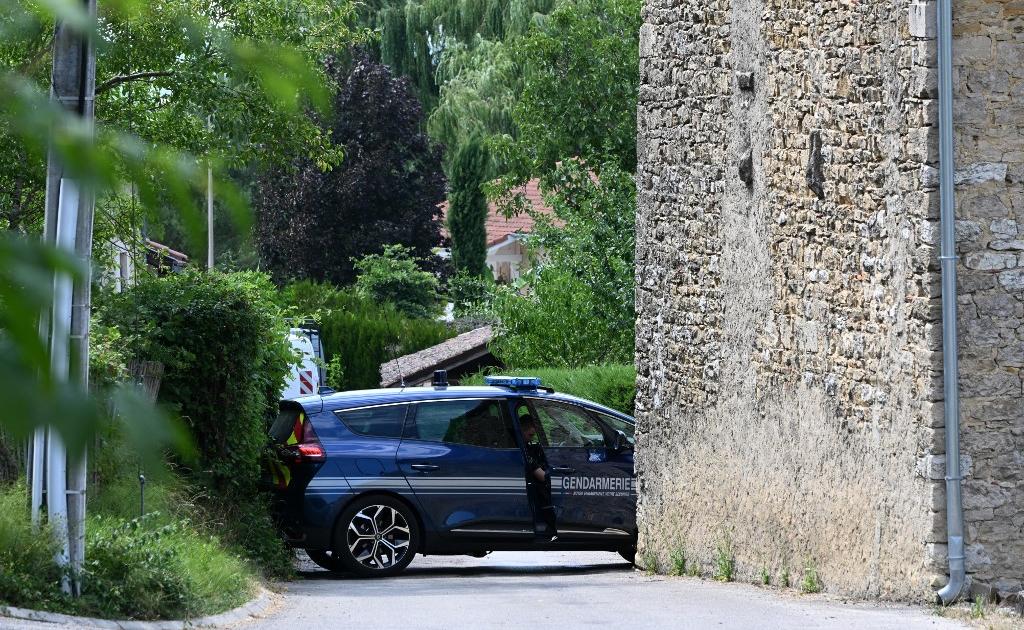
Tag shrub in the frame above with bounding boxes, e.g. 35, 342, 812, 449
0, 481, 67, 612
96, 271, 295, 575
81, 514, 252, 620
97, 271, 292, 494
353, 244, 441, 320
280, 281, 453, 389
463, 364, 636, 414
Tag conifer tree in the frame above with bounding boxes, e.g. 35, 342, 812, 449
447, 138, 489, 276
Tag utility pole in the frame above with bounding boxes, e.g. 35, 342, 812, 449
29, 0, 97, 596
207, 115, 214, 270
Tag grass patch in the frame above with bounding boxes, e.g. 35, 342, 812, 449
759, 566, 771, 585
0, 481, 257, 620
463, 364, 636, 414
669, 548, 686, 576
686, 561, 700, 577
800, 560, 822, 594
713, 536, 734, 582
780, 566, 791, 588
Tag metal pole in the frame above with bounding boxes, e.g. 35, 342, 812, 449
935, 0, 966, 605
207, 116, 214, 270
41, 0, 97, 596
49, 180, 80, 595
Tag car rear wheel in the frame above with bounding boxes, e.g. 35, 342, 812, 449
306, 549, 346, 572
332, 495, 420, 577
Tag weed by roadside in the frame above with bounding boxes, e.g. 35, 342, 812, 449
669, 548, 686, 576
780, 566, 791, 588
642, 550, 658, 574
971, 596, 986, 619
759, 566, 771, 586
713, 536, 734, 582
800, 560, 822, 594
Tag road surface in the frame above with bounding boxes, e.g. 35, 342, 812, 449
244, 551, 965, 630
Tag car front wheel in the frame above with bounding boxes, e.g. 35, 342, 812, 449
332, 495, 420, 577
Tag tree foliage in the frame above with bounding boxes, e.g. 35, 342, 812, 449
0, 0, 362, 241
365, 0, 553, 109
354, 244, 442, 320
255, 56, 445, 286
474, 0, 640, 369
490, 161, 635, 367
447, 138, 490, 276
494, 0, 641, 180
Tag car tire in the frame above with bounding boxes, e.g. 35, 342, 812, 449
618, 544, 636, 565
332, 495, 420, 577
306, 549, 346, 572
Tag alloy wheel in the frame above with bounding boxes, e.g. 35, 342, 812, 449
346, 504, 411, 570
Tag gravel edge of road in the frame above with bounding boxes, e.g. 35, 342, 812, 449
0, 587, 275, 629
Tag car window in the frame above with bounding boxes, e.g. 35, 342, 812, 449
335, 404, 408, 438
406, 399, 517, 449
594, 411, 635, 446
532, 401, 605, 448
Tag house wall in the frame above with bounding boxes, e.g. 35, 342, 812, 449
635, 0, 1023, 600
636, 0, 942, 600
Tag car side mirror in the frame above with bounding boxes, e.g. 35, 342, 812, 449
611, 430, 632, 453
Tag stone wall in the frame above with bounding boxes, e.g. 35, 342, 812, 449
946, 0, 1024, 598
636, 0, 1022, 601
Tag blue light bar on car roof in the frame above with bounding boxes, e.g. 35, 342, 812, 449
484, 375, 543, 389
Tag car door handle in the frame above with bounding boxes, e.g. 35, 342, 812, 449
551, 466, 575, 474
410, 464, 440, 472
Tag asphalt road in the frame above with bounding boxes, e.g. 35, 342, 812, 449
245, 551, 967, 630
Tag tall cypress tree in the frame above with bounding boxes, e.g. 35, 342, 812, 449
447, 138, 489, 276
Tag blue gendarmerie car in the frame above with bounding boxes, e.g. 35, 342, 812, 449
264, 373, 636, 577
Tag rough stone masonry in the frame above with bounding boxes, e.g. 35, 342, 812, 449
635, 0, 1023, 601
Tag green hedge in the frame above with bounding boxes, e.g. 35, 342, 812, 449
464, 364, 636, 415
280, 281, 454, 389
99, 271, 291, 492
96, 271, 295, 575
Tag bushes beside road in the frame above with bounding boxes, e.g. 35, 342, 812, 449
464, 364, 636, 415
0, 481, 256, 620
280, 280, 453, 389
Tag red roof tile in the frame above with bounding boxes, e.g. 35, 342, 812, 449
439, 179, 557, 247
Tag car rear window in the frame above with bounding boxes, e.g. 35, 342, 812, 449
269, 407, 302, 444
335, 404, 408, 438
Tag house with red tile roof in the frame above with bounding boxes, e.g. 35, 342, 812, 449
439, 179, 556, 283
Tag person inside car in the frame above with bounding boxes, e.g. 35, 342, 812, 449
519, 412, 557, 541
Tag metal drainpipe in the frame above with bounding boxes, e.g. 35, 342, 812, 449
935, 0, 966, 605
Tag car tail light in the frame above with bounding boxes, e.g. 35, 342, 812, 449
282, 414, 326, 463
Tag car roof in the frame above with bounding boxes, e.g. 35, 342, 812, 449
286, 385, 634, 421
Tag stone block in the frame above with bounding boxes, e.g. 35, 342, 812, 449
908, 2, 936, 39
955, 163, 1009, 187
917, 453, 973, 480
998, 269, 1024, 290
964, 251, 1016, 270
990, 219, 1019, 238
